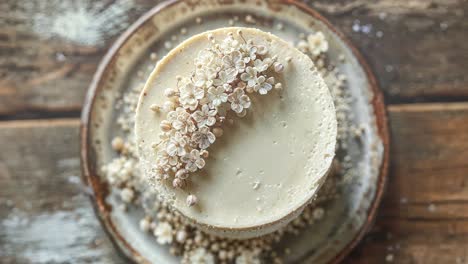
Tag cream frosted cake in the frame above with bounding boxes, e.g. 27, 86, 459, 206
135, 27, 337, 239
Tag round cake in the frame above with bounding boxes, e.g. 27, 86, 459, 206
135, 27, 337, 239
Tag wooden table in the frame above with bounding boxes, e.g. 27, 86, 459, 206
1, 1, 467, 263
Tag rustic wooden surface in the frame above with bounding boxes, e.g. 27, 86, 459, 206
1, 0, 467, 263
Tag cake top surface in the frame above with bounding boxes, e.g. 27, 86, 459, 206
135, 27, 337, 230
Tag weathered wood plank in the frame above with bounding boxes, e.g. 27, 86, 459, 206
313, 0, 468, 103
347, 103, 468, 264
0, 0, 467, 115
1, 103, 468, 263
0, 119, 125, 264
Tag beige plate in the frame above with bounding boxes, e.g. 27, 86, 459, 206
81, 0, 390, 263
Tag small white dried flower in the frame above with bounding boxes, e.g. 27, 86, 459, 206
157, 150, 178, 166
240, 66, 258, 87
254, 76, 273, 95
307, 31, 329, 56
181, 149, 206, 172
253, 59, 269, 72
166, 132, 188, 157
256, 45, 268, 55
120, 188, 134, 203
167, 107, 196, 133
244, 46, 257, 63
164, 88, 178, 97
186, 194, 198, 206
162, 101, 175, 112
207, 86, 228, 107
153, 222, 173, 244
191, 126, 216, 149
213, 69, 237, 86
228, 88, 251, 113
194, 68, 216, 88
179, 83, 204, 110
195, 50, 214, 67
192, 104, 217, 127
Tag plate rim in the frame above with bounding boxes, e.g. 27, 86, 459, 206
80, 0, 390, 263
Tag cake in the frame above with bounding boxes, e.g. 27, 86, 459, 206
135, 27, 337, 239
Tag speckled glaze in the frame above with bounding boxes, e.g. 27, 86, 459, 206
80, 1, 390, 263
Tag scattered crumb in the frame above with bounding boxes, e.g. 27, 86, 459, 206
253, 181, 261, 190
245, 15, 256, 24
385, 253, 394, 262
164, 41, 172, 50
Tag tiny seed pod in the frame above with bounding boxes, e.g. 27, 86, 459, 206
111, 137, 124, 152
172, 178, 184, 188
207, 33, 214, 41
150, 104, 160, 112
274, 62, 284, 73
237, 109, 247, 117
160, 120, 172, 132
186, 194, 198, 206
162, 101, 175, 112
275, 83, 283, 91
176, 169, 188, 179
200, 150, 209, 158
164, 88, 177, 97
212, 127, 223, 137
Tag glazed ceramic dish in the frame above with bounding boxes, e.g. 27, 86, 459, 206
81, 0, 389, 263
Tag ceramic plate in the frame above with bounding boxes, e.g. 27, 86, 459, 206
81, 0, 389, 263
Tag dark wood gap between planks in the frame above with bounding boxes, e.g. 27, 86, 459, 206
3, 97, 468, 122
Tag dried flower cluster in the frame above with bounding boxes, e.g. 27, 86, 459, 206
151, 30, 284, 206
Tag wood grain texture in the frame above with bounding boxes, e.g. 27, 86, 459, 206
0, 119, 125, 264
0, 0, 467, 116
311, 0, 468, 103
346, 103, 468, 264
1, 104, 468, 263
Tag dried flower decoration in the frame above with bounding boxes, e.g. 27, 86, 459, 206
152, 30, 284, 206
307, 31, 329, 56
